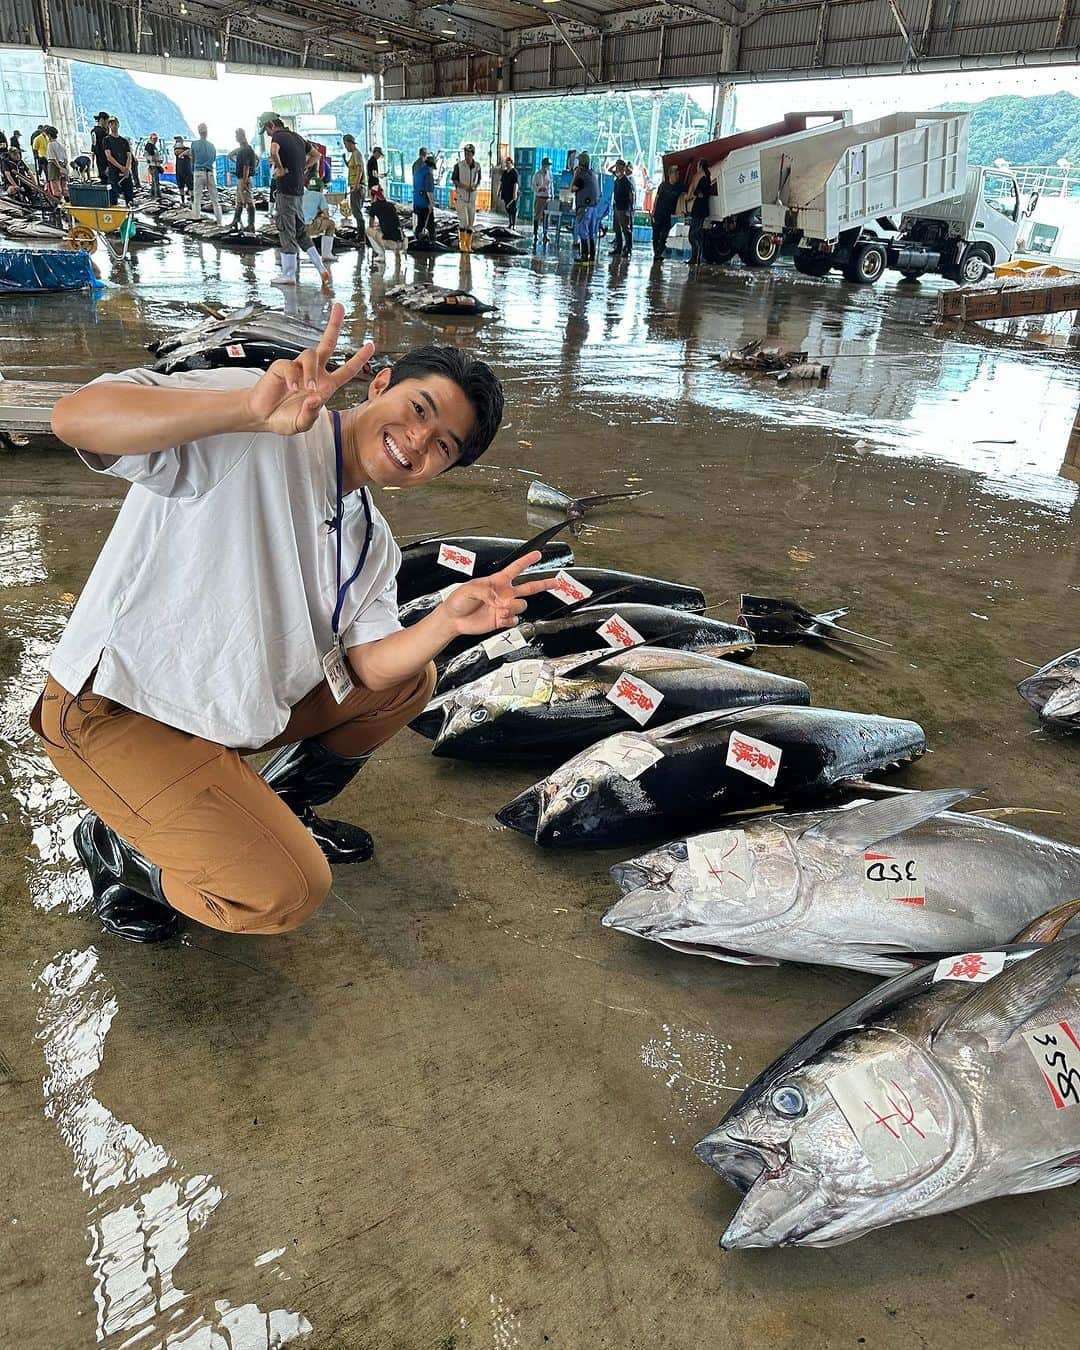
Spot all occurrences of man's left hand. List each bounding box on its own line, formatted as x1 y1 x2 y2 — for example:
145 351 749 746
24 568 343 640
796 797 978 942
441 550 557 636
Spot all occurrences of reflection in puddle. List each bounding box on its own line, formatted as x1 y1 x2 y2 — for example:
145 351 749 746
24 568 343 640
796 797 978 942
640 1023 745 1146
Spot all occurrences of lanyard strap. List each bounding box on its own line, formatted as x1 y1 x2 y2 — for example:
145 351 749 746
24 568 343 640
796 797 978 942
331 410 374 641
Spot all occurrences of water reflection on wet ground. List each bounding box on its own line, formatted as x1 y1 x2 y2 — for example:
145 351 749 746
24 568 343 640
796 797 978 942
1 234 1079 1348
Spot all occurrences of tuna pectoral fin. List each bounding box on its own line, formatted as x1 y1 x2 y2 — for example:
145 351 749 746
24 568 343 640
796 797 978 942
653 937 779 965
933 934 1080 1052
490 517 574 572
1012 897 1080 944
800 788 979 850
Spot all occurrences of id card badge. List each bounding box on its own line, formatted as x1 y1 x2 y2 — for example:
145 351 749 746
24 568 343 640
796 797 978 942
322 640 354 705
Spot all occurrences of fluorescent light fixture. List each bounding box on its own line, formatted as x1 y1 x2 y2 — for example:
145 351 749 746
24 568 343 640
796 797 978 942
178 1 188 12
441 26 457 33
375 35 390 43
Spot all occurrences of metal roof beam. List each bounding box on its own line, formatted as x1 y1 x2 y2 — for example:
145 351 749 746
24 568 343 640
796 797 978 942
133 0 391 65
339 0 510 52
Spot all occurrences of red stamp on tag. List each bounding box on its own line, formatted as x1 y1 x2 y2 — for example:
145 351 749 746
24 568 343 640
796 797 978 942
437 543 477 576
551 570 593 604
606 673 663 726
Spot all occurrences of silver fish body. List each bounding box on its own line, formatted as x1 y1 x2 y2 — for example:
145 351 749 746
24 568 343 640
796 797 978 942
605 790 1080 975
1018 648 1080 730
696 936 1080 1247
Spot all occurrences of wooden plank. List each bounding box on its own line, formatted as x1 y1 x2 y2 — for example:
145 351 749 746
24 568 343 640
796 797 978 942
939 280 1080 322
0 380 80 434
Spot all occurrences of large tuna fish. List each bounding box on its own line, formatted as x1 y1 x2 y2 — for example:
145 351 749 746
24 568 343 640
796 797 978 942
1018 648 1080 731
416 648 809 759
696 931 1080 1248
396 529 574 605
436 604 755 696
496 706 925 848
605 788 1080 975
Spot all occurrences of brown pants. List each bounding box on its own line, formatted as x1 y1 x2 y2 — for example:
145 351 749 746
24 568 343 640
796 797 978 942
31 664 436 936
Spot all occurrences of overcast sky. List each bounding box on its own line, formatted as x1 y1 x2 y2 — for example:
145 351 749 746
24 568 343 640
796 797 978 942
131 64 1072 143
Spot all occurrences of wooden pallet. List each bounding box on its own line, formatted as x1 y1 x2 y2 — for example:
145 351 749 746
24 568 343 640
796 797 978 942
0 379 80 436
938 277 1080 322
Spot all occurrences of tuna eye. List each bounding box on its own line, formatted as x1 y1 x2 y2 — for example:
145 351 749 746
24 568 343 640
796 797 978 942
570 780 591 800
469 707 489 724
770 1085 806 1118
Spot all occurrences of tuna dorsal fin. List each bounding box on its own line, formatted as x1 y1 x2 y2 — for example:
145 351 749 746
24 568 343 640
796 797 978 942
933 935 1080 1051
800 788 979 850
490 518 574 573
1012 898 1080 945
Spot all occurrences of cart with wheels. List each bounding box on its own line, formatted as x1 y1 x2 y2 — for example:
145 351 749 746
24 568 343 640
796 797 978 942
63 182 134 260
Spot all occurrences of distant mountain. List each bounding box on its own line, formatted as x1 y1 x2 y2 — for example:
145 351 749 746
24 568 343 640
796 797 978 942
319 86 373 134
936 90 1080 166
69 61 192 144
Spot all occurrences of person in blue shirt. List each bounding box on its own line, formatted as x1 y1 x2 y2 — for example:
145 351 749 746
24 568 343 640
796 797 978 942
412 153 435 242
192 123 222 224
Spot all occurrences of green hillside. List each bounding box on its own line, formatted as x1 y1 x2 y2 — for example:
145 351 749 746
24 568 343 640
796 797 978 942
937 90 1080 165
69 61 192 144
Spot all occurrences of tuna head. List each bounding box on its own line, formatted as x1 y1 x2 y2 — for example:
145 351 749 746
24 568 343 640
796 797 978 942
496 742 650 847
605 821 805 963
430 660 557 759
696 1026 968 1248
1018 649 1080 725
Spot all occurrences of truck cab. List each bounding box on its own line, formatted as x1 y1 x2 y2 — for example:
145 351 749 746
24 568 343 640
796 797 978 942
897 166 1020 282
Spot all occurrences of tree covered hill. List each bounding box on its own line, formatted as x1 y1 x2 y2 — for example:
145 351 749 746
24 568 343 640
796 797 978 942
937 90 1080 165
70 61 192 143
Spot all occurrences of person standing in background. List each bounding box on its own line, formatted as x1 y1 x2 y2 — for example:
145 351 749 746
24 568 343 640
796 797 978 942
90 113 110 183
424 154 439 242
32 123 51 182
104 118 134 206
412 150 435 242
10 129 22 155
342 133 365 238
44 126 69 202
366 146 383 194
173 136 193 206
144 132 163 199
262 115 332 291
611 159 636 258
687 158 714 266
651 164 682 262
570 151 600 264
229 128 259 231
192 123 223 223
499 156 519 229
531 156 553 250
451 143 480 252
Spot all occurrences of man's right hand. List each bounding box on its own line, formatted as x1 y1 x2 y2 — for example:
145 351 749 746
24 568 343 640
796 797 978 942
242 304 374 436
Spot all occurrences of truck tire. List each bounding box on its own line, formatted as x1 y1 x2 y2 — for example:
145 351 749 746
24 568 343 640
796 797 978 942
842 241 887 284
958 246 992 285
738 228 779 268
702 230 735 265
793 252 832 278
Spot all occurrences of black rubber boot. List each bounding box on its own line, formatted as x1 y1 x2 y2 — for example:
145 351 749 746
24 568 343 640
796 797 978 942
260 738 373 864
73 812 180 944
247 206 255 231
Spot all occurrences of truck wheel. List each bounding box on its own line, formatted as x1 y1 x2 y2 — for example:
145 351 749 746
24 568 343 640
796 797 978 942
842 242 887 284
793 252 832 278
958 246 992 285
702 232 735 265
738 228 779 268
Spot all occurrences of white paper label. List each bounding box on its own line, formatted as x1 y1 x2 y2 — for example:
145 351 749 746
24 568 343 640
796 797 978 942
550 569 593 605
590 732 664 781
435 582 462 603
488 659 548 701
226 342 245 358
437 542 477 576
606 673 664 726
827 1051 949 1182
1023 1020 1080 1110
863 851 925 906
598 613 645 649
688 831 756 902
725 731 782 786
933 951 1007 984
481 627 529 659
321 644 354 705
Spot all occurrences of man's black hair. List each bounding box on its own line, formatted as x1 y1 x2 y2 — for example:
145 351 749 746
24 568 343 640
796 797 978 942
385 346 503 468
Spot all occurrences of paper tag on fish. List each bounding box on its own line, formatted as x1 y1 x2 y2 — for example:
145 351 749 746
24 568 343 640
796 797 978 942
863 852 924 906
226 342 245 358
827 1049 949 1182
1023 1020 1080 1109
437 542 477 576
688 831 756 902
598 613 645 649
606 673 664 726
488 659 549 701
435 582 462 603
933 951 1007 983
550 570 593 605
590 732 663 780
481 627 529 659
725 731 781 786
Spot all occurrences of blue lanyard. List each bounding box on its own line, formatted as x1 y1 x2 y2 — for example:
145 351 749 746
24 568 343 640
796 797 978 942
331 410 374 642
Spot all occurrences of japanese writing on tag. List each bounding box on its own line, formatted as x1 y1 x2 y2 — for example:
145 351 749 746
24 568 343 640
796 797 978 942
590 733 664 781
488 659 548 701
1023 1020 1080 1109
827 1050 949 1182
933 951 1007 983
437 543 477 576
226 343 246 358
481 628 529 659
725 731 781 786
606 673 663 726
597 613 645 649
864 852 924 905
551 570 593 605
688 831 756 902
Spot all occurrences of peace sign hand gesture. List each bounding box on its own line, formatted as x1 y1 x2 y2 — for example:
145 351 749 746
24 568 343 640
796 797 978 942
441 551 558 637
243 303 373 436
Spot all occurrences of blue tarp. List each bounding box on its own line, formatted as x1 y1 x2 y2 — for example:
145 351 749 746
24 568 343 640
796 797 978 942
0 249 103 293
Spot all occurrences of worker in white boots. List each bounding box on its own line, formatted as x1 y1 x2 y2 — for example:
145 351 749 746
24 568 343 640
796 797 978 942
263 115 332 291
451 142 481 253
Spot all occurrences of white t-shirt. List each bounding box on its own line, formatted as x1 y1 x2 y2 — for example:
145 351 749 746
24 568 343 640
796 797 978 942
49 367 402 748
453 159 481 195
531 169 553 197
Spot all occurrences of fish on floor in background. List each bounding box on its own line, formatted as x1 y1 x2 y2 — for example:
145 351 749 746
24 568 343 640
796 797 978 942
415 647 810 758
396 522 574 605
1018 648 1080 731
605 788 1080 975
738 594 890 651
695 931 1080 1248
436 604 755 695
496 705 925 848
147 304 379 376
525 480 652 518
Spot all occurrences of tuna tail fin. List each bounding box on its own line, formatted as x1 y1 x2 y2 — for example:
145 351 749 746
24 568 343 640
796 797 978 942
800 788 979 850
933 934 1080 1051
1012 898 1080 945
489 518 575 573
738 594 891 649
526 480 651 518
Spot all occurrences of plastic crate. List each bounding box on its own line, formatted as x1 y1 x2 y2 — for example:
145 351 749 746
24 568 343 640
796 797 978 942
69 182 112 207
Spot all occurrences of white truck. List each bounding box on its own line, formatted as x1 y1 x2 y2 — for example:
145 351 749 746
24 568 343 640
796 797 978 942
759 111 1021 284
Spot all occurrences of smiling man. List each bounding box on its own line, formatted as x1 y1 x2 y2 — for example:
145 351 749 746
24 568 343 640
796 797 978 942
34 306 550 944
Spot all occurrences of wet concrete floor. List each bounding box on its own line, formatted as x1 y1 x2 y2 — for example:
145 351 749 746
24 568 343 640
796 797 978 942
1 234 1079 1349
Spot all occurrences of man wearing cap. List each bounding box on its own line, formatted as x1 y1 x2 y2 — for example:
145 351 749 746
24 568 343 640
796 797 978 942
144 132 163 199
451 143 481 252
531 156 553 249
192 123 223 224
342 132 366 240
263 115 331 290
90 112 110 183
